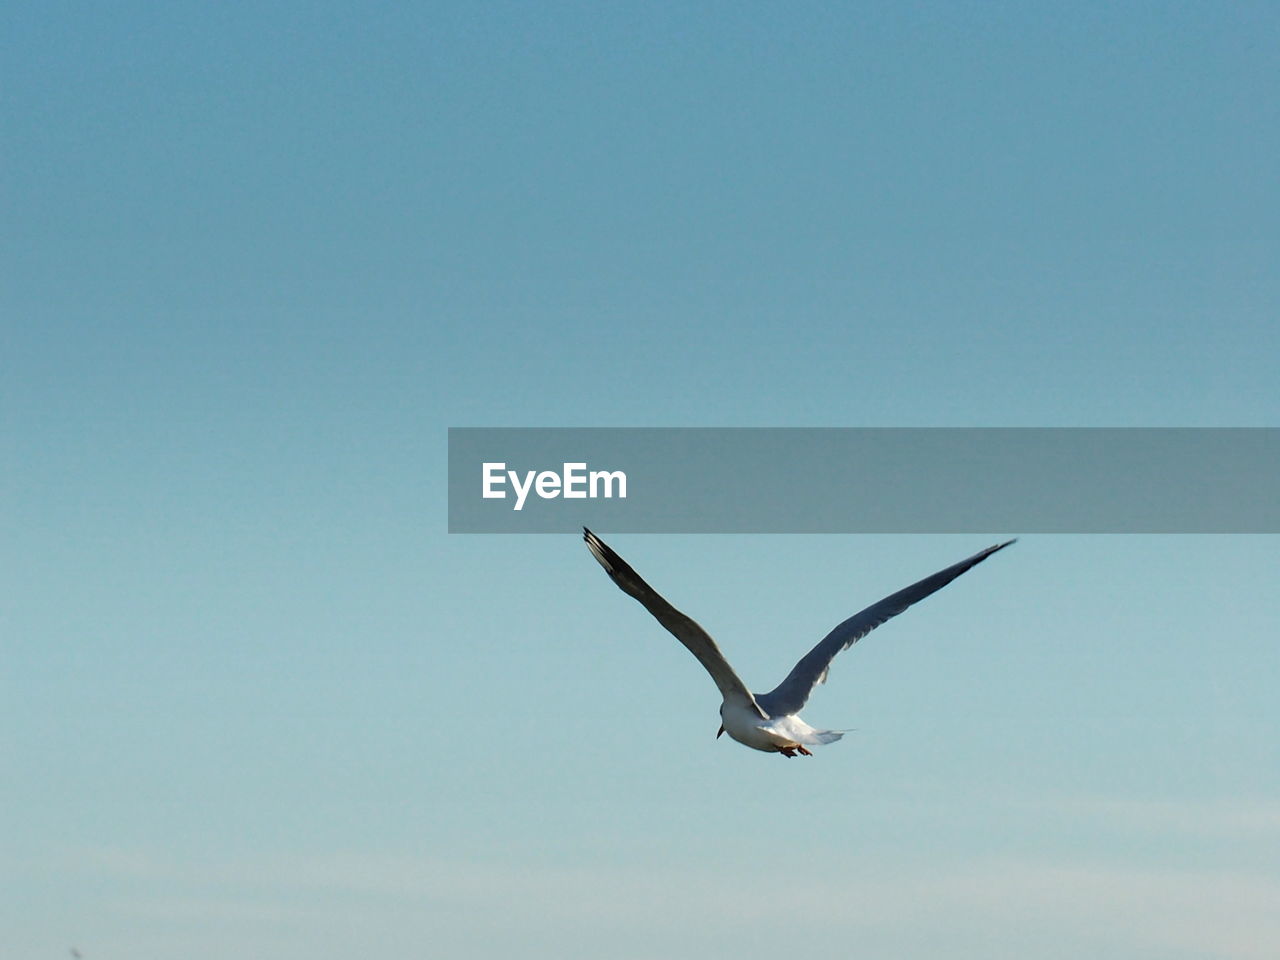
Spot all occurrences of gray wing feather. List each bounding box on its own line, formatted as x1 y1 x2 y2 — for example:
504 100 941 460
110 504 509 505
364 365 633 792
583 529 767 718
754 540 1016 718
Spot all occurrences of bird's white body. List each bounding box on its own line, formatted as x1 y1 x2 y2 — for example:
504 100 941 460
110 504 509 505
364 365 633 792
719 700 843 753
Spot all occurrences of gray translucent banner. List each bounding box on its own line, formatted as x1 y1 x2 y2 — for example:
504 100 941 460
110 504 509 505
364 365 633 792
447 428 1279 533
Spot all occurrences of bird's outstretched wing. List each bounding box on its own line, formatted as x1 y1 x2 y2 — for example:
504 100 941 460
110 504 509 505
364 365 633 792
754 540 1016 718
583 528 767 719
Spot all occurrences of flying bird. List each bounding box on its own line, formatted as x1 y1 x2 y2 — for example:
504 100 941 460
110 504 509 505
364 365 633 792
583 529 1014 758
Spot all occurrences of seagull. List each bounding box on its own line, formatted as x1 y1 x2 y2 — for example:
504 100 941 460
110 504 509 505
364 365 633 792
583 529 1014 758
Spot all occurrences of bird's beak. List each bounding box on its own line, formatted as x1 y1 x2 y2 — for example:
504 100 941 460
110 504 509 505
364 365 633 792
716 724 725 739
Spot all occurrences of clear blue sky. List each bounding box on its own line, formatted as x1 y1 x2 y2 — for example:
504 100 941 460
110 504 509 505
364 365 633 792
5 3 1279 958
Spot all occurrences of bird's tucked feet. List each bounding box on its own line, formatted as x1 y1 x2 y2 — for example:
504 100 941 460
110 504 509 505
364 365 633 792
796 745 813 756
778 745 812 758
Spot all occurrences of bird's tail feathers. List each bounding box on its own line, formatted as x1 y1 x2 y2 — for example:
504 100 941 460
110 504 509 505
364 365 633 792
794 728 844 745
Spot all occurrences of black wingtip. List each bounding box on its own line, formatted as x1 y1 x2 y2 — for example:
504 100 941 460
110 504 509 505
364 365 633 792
981 538 1017 560
582 527 617 575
